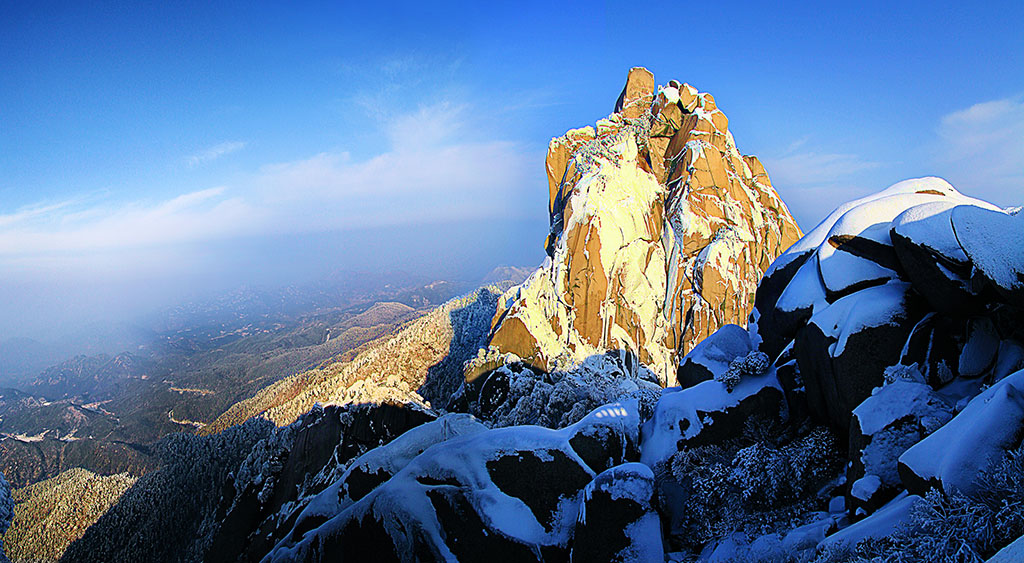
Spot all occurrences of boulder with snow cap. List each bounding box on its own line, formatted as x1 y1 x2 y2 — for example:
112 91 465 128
794 281 923 431
846 381 953 515
898 368 1024 496
570 462 663 563
816 492 921 555
951 205 1024 309
206 403 436 563
639 372 784 468
263 400 642 562
676 324 753 389
338 413 488 506
890 201 985 315
461 352 661 429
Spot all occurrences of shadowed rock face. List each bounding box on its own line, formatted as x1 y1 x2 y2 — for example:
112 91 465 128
486 67 802 386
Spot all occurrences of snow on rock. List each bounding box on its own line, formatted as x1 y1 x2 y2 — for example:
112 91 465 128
890 202 983 315
639 371 784 468
205 403 437 563
988 532 1024 563
0 470 11 563
263 400 642 562
458 351 662 430
676 324 752 389
817 492 920 554
336 413 487 506
847 381 953 514
752 178 1022 431
485 67 801 387
899 368 1024 496
794 281 921 431
700 512 840 563
952 205 1024 308
571 462 663 563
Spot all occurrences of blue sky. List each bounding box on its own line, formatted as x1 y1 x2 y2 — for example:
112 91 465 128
1 0 1023 340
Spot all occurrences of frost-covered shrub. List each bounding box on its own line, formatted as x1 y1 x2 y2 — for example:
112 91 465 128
883 363 926 385
464 352 661 429
662 425 842 553
819 446 1024 563
716 350 770 392
61 418 273 563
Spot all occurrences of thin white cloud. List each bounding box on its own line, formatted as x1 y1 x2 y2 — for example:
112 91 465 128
0 102 540 260
186 141 247 168
935 96 1024 204
762 151 880 187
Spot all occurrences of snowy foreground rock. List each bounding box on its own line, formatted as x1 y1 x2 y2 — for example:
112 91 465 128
58 70 1024 563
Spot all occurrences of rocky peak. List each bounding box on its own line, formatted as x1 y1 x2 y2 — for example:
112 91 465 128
483 67 802 386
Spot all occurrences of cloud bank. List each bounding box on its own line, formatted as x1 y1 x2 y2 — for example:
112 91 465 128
0 103 539 263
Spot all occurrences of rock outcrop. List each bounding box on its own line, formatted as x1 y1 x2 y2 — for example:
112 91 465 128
484 67 802 386
751 177 1015 430
263 400 644 562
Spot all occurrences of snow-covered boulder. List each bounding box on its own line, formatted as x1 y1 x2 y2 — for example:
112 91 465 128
337 413 487 506
890 202 984 315
899 368 1024 496
264 400 642 561
640 372 784 468
459 352 661 429
485 67 802 387
794 281 922 431
989 533 1024 563
951 205 1024 309
750 177 1021 432
676 324 753 389
816 492 920 555
570 462 662 563
847 381 953 514
206 403 436 563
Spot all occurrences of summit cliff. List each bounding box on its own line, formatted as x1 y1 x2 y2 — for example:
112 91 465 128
484 67 802 386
